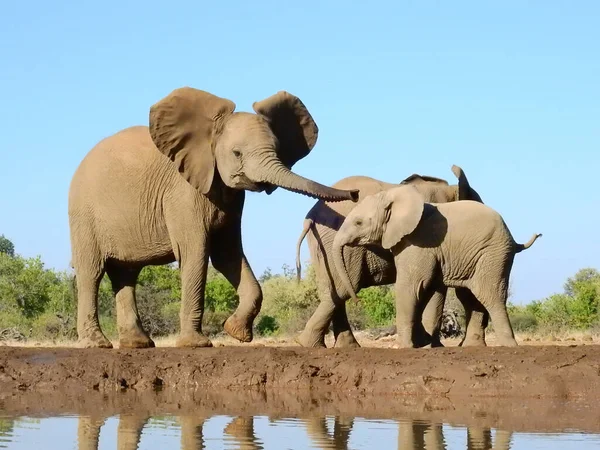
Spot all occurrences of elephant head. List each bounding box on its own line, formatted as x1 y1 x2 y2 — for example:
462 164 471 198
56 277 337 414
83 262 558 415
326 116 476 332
400 165 483 203
149 87 359 202
333 184 425 301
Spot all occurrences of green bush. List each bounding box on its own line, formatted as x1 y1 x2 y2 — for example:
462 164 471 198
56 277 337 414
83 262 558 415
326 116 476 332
358 286 395 327
255 315 278 336
0 235 598 344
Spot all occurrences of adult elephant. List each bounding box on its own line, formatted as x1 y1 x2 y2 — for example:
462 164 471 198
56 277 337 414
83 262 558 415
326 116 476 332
295 166 485 348
69 87 358 349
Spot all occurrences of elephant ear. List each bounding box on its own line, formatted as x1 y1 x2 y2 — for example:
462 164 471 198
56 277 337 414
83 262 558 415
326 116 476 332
149 87 236 194
381 185 425 250
252 91 318 169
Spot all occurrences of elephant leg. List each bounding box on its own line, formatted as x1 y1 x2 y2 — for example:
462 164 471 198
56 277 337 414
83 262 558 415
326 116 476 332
297 297 334 348
179 416 206 450
466 427 492 450
455 288 488 347
77 416 106 450
332 302 360 348
106 265 154 349
421 287 447 347
394 281 419 348
74 259 112 349
211 225 262 343
297 257 340 348
117 415 148 450
176 242 212 348
470 282 517 347
394 265 437 348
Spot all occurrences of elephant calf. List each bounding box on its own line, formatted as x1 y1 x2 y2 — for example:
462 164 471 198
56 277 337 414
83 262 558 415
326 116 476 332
333 184 541 348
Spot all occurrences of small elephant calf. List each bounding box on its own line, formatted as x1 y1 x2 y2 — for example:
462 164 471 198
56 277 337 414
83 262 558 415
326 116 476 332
332 184 541 348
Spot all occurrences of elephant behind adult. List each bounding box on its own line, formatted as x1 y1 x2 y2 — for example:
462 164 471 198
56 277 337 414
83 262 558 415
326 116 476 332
69 87 358 349
333 185 541 348
295 165 486 349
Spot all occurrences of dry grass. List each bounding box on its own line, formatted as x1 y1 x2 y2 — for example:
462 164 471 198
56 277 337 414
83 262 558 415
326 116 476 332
2 329 599 349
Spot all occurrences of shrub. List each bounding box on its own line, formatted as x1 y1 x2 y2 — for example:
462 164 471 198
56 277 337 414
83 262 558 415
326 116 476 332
255 315 278 336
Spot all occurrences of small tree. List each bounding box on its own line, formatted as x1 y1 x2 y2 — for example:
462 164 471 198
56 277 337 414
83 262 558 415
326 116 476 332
0 235 15 257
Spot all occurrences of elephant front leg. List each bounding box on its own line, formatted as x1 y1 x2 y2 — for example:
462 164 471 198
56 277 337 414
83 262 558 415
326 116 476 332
211 226 262 343
176 245 213 348
394 287 418 348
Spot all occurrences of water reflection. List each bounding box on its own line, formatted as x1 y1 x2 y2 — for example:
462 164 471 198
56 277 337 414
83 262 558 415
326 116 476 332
2 413 597 449
70 414 517 450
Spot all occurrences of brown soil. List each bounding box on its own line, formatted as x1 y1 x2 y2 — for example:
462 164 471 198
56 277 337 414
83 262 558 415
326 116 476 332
1 345 599 432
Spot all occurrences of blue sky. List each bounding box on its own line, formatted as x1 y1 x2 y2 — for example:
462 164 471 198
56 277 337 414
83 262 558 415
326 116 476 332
0 1 598 304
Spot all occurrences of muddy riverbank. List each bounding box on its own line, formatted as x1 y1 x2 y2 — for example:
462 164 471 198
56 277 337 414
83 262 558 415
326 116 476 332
1 345 599 431
1 345 599 398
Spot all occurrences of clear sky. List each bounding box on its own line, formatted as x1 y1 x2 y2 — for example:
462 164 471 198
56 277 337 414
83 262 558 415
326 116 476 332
0 1 598 305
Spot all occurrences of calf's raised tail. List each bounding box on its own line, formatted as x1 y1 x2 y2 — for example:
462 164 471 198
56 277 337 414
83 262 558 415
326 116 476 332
515 233 542 253
295 218 314 282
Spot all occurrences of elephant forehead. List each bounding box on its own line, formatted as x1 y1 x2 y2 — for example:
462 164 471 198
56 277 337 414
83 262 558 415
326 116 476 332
223 113 275 142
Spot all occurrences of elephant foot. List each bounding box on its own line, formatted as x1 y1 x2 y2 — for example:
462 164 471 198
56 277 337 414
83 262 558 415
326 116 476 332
459 336 487 347
333 331 361 348
77 330 113 349
176 331 213 348
295 330 327 348
495 336 518 347
119 331 155 349
430 339 445 348
223 315 253 343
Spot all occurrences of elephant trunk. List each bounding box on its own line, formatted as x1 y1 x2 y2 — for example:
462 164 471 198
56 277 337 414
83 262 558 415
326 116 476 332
332 235 360 302
255 160 359 203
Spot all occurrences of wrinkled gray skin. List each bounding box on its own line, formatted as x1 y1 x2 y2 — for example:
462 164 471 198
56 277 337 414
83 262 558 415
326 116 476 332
69 87 358 349
333 184 541 348
295 165 485 348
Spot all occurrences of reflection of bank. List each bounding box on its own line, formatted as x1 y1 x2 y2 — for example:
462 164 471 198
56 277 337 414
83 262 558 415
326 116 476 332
75 414 514 449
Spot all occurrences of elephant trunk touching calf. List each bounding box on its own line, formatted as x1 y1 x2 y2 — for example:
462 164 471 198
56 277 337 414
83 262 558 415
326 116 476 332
69 87 358 349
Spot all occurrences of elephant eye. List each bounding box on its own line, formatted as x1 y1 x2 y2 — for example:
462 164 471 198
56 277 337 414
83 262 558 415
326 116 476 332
232 149 241 158
355 219 363 226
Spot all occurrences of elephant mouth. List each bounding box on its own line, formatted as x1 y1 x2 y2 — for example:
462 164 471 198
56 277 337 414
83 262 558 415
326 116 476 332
248 182 275 194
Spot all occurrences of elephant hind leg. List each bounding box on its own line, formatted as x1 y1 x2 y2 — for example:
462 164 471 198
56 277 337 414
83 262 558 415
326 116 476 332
106 265 154 349
469 281 517 347
420 287 447 348
332 302 360 348
73 252 112 348
455 288 488 347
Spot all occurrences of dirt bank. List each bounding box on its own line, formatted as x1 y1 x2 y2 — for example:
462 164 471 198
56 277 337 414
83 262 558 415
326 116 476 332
1 345 599 398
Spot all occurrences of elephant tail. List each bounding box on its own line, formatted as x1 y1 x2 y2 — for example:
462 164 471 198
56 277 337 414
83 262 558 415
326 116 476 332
296 218 313 282
515 233 542 253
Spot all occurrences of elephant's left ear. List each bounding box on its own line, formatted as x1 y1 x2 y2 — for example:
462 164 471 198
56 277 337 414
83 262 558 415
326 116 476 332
253 91 318 169
381 186 425 250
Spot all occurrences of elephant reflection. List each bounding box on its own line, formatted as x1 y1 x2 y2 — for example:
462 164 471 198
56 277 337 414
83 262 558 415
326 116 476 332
302 416 354 449
223 416 262 449
77 414 514 449
397 421 514 450
77 414 206 450
77 414 258 450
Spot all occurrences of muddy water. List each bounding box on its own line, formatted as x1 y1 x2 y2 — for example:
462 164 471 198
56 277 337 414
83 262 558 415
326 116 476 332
1 414 600 449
